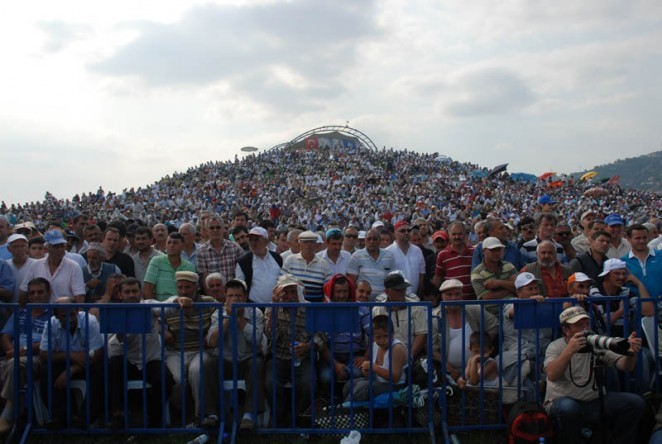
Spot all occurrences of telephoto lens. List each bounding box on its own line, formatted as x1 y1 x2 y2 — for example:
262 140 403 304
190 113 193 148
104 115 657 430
583 331 631 355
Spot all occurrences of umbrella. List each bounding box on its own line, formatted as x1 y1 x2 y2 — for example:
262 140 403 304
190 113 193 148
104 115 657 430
584 187 609 197
538 172 556 181
580 171 598 181
488 163 508 177
240 146 259 152
510 173 538 183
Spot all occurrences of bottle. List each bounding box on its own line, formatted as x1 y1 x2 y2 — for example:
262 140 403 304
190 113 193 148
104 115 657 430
293 341 301 367
538 437 545 444
186 434 209 444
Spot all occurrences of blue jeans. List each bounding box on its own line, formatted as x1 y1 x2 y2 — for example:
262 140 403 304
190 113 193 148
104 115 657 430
549 392 645 444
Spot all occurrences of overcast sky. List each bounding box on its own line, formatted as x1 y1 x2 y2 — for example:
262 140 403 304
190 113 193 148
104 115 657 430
2 0 661 205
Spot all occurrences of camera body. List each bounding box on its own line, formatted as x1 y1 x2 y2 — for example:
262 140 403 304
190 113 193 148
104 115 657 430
580 330 631 355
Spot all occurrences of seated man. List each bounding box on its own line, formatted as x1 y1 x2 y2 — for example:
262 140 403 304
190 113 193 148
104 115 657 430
203 278 264 431
106 278 173 429
39 297 104 429
0 278 51 433
82 242 120 302
544 306 645 443
343 315 408 402
158 271 215 424
264 274 325 426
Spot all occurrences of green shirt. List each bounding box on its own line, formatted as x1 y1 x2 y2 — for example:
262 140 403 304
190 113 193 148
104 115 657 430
471 260 517 315
144 255 196 301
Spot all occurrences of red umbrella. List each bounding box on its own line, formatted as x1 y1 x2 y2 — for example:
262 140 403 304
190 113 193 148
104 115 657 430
538 172 556 181
584 187 609 197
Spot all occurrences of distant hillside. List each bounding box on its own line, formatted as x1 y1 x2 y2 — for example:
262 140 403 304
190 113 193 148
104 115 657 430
571 151 661 192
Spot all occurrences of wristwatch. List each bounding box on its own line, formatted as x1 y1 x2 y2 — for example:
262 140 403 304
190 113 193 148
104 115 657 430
88 349 96 358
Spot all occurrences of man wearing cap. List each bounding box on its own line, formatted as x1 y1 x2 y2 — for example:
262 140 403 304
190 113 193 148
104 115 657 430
371 273 428 360
499 272 552 387
317 228 351 275
433 221 476 300
565 272 594 307
235 227 283 304
544 306 645 444
386 220 426 296
347 228 396 300
158 271 216 423
621 224 662 300
521 240 572 298
19 230 85 303
6 234 34 304
569 229 610 282
431 279 498 381
264 274 325 425
197 216 244 293
202 278 264 430
471 218 526 271
571 210 599 254
431 230 448 253
283 230 332 302
520 213 567 265
589 258 653 335
536 194 557 215
471 237 517 316
144 232 196 301
604 213 630 259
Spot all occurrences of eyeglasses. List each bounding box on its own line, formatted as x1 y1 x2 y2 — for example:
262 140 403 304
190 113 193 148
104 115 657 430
555 231 572 237
344 234 357 239
208 225 223 231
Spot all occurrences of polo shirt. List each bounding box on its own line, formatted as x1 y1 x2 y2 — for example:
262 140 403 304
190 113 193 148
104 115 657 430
316 249 352 276
471 260 517 314
386 242 426 293
622 249 662 298
606 237 630 259
19 257 85 301
132 248 164 283
143 255 196 301
347 248 396 299
435 245 475 300
283 253 332 302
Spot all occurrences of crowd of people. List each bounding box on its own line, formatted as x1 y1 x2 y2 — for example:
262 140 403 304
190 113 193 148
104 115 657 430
0 143 661 442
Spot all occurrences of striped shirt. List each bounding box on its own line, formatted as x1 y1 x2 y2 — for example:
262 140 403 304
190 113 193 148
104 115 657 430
520 238 567 264
346 248 396 299
435 245 475 299
143 255 196 302
161 296 216 352
283 253 332 302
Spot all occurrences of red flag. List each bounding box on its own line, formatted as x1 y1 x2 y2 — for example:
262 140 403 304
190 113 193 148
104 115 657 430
304 136 318 150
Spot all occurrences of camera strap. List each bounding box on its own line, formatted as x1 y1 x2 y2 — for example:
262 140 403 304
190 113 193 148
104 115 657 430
569 352 594 389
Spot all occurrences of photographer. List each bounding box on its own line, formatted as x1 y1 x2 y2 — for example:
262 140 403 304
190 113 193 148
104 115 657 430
543 306 645 443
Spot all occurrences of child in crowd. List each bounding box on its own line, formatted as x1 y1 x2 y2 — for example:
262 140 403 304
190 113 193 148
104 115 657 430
343 315 408 402
458 331 498 388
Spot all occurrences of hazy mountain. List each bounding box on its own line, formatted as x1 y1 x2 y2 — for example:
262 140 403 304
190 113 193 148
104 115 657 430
571 151 661 192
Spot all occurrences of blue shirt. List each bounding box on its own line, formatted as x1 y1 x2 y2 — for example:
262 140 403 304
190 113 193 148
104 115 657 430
621 249 662 298
1 309 51 348
40 311 104 353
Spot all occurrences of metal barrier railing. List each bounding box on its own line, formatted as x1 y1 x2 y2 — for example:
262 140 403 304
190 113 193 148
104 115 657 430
2 296 658 444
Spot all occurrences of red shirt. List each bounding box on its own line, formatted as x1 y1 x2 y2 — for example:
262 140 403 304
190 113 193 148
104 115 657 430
435 245 476 300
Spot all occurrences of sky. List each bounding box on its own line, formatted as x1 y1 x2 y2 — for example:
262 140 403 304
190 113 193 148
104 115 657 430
2 0 661 205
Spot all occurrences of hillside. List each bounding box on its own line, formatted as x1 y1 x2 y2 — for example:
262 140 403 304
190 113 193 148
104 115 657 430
571 151 661 192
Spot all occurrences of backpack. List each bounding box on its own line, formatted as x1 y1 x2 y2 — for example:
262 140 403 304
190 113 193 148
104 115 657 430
507 401 553 444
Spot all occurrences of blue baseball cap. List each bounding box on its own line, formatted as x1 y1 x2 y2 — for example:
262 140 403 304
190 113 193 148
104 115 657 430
604 213 624 226
44 230 67 245
537 195 556 205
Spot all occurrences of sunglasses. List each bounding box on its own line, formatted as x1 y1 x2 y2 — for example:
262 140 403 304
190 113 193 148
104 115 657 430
344 234 357 239
521 225 534 231
208 225 223 231
555 231 572 237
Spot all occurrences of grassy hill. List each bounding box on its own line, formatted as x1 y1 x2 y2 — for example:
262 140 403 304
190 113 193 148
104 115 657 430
571 150 661 192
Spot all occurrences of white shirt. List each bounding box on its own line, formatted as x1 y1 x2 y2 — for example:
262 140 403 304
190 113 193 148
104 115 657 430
20 257 86 301
385 242 426 292
8 258 35 303
235 252 282 304
316 249 351 276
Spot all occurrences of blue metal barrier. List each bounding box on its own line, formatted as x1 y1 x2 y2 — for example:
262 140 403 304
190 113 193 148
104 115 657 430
6 296 658 444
